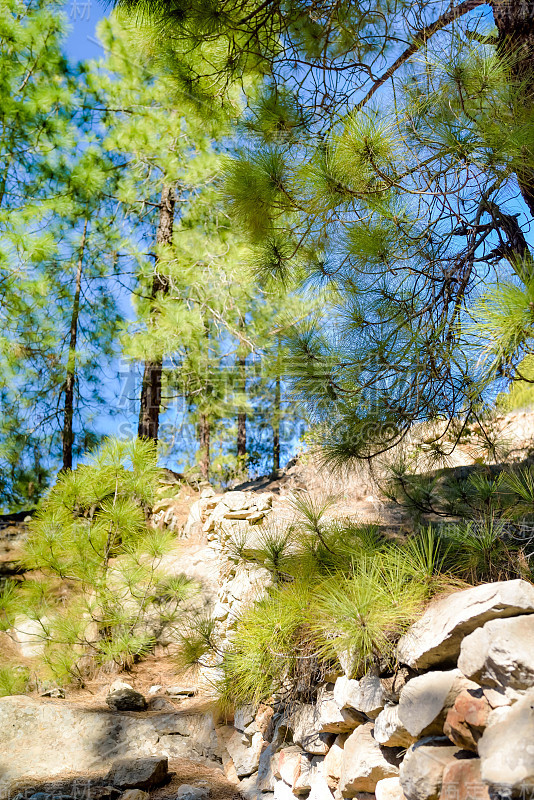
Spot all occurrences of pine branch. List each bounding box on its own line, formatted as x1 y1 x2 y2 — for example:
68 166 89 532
356 0 487 110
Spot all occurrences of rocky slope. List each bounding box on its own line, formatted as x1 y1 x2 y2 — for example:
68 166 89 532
5 413 534 800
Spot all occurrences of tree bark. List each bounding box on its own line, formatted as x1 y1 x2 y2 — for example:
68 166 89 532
138 184 175 442
491 0 534 217
236 345 247 463
272 338 281 477
199 412 210 480
62 218 88 471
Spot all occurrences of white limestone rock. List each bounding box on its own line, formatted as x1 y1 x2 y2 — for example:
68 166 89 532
374 705 416 748
397 580 534 670
458 615 534 691
338 723 399 795
397 669 477 738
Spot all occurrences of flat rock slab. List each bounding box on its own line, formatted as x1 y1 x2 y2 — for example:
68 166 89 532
397 580 534 670
0 696 218 797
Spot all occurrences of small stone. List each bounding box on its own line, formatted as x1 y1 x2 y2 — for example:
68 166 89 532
438 760 489 800
166 685 196 697
176 784 210 800
148 696 176 712
443 689 490 752
40 687 65 699
106 684 148 712
119 791 150 800
375 777 406 800
148 685 163 695
108 757 168 790
222 491 250 511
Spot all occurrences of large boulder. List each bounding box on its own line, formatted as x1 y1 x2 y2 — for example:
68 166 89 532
478 689 534 791
338 723 399 795
398 670 476 738
458 615 534 691
397 580 534 670
399 739 465 800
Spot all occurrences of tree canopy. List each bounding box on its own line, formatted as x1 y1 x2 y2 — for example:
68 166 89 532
110 0 534 465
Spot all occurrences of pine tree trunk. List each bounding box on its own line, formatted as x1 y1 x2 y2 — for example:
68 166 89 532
272 372 281 478
62 218 88 471
199 413 210 479
138 184 175 442
491 1 534 217
237 352 247 462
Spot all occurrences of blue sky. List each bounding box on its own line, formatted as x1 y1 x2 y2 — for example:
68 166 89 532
63 0 107 62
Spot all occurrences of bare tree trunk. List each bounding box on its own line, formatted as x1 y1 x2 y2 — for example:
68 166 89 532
138 184 175 442
62 219 88 471
237 349 247 463
272 339 282 477
199 412 211 480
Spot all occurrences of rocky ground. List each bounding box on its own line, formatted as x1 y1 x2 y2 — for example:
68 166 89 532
4 409 534 800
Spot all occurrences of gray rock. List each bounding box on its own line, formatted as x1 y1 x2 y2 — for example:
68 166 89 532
148 697 176 712
0 695 217 796
235 705 257 732
288 705 336 754
374 705 415 748
108 758 168 790
338 723 399 795
106 681 147 712
458 615 534 691
315 686 363 732
333 676 384 719
119 790 150 800
397 580 534 670
227 730 266 777
257 743 278 792
175 784 210 800
398 670 476 738
478 688 534 791
399 739 463 800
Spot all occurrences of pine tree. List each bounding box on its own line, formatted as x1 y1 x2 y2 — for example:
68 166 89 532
113 0 534 465
0 438 193 683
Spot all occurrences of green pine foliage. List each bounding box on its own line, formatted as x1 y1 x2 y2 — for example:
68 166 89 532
0 438 196 685
175 495 468 706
